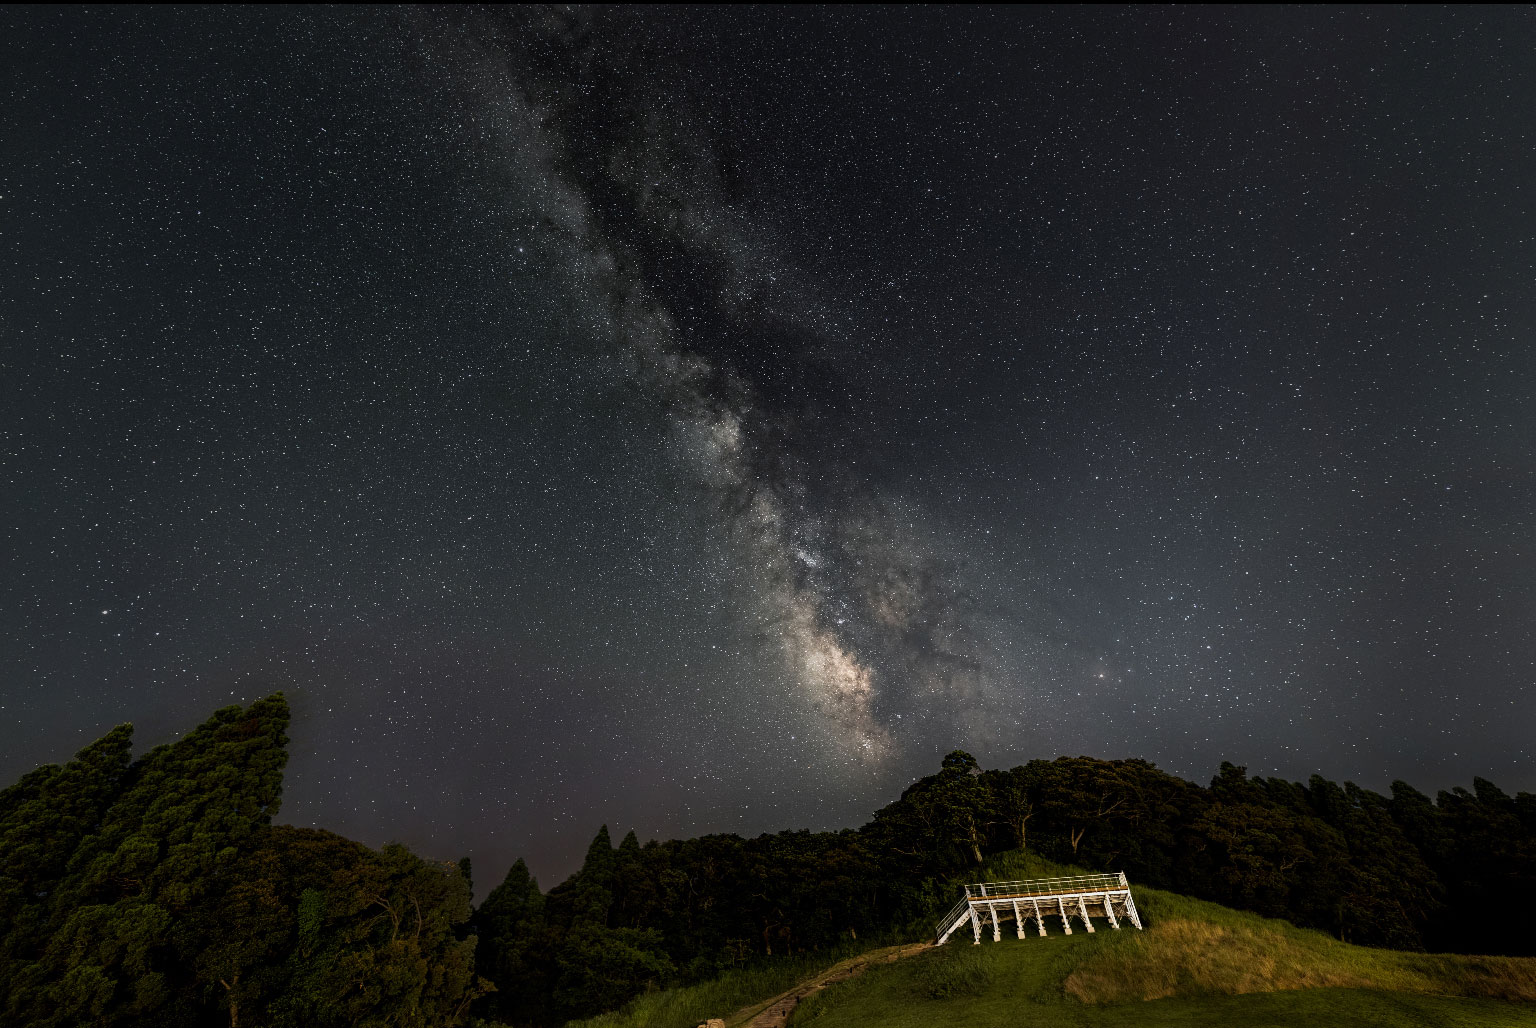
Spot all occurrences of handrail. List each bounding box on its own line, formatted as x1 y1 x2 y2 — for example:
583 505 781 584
935 895 972 942
963 873 1123 899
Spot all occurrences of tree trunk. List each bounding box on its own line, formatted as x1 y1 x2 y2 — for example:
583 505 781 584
762 921 779 956
1070 826 1086 854
219 975 238 1028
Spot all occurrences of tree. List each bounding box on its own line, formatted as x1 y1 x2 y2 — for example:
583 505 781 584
867 751 991 874
562 825 616 924
0 722 133 1011
1034 757 1135 857
1426 779 1536 955
985 764 1041 852
552 922 673 1018
178 850 290 1028
1191 801 1315 918
264 830 488 1028
1309 779 1439 949
933 751 991 865
472 858 548 1025
537 826 676 1021
6 695 289 1028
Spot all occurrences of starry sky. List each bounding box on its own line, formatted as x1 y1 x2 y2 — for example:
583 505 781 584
3 6 1533 891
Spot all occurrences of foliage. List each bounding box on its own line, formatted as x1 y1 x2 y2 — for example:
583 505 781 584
0 695 488 1028
471 858 548 1025
0 721 134 1010
6 706 1536 1028
468 750 1536 1024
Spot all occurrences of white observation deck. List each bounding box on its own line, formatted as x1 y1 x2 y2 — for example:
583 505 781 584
935 872 1143 945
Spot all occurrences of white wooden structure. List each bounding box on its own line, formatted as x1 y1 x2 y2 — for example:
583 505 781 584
934 872 1142 945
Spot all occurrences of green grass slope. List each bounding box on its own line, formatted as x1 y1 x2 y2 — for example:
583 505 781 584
790 850 1536 1028
566 937 897 1028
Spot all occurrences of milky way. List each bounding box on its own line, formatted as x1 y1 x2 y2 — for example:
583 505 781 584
3 6 1532 887
425 7 990 764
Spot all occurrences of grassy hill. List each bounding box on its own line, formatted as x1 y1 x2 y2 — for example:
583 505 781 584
573 848 1536 1028
566 940 887 1028
790 850 1536 1028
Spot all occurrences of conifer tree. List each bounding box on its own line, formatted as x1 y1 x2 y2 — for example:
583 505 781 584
571 824 616 923
543 825 675 1020
473 857 548 1025
6 695 289 1027
613 828 660 929
0 723 133 1011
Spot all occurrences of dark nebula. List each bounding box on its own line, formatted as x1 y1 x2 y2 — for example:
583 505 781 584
3 6 1532 889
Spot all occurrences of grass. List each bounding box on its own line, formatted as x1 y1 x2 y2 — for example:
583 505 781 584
1063 889 1536 1005
791 934 1536 1028
786 849 1536 1027
564 936 897 1028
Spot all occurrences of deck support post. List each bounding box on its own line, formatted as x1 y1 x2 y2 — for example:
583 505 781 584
1057 896 1072 934
1103 893 1119 930
1078 894 1095 932
1012 899 1024 939
969 904 982 944
1032 898 1046 936
989 903 1000 942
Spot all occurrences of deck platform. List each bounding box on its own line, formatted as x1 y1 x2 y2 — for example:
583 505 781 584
935 872 1142 945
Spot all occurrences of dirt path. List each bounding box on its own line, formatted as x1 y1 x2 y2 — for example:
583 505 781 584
719 942 931 1028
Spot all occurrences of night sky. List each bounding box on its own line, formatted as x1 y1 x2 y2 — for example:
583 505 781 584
4 6 1533 892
